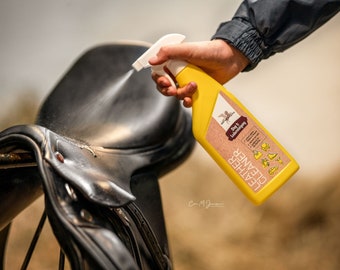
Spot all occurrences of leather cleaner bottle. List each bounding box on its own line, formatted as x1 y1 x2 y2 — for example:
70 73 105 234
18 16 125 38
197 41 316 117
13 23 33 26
132 34 299 205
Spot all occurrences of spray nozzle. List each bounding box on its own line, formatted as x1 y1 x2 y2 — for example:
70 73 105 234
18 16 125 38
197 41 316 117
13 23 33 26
132 33 186 88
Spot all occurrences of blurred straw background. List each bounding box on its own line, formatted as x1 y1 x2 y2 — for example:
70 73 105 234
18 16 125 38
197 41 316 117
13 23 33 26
1 0 340 269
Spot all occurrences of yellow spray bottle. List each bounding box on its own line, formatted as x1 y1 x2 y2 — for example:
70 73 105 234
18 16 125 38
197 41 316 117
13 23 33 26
132 34 299 205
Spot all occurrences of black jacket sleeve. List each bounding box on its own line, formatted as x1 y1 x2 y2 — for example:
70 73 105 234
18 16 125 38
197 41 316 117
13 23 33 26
212 0 340 71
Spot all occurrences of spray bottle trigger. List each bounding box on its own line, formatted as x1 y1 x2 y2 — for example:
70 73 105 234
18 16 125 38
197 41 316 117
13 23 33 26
151 64 177 89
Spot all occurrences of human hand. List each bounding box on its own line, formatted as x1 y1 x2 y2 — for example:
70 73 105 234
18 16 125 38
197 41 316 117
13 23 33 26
148 39 249 108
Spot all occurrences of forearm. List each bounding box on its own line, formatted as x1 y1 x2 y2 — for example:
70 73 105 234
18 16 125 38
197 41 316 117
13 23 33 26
212 0 340 70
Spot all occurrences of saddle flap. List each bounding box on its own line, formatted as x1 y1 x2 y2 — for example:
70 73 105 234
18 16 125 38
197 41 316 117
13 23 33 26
0 125 136 207
44 128 136 206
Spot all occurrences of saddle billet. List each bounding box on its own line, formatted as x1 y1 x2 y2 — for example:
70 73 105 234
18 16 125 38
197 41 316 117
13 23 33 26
0 43 195 269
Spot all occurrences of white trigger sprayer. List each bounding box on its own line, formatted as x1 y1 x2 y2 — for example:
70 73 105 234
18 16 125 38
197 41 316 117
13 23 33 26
132 33 186 88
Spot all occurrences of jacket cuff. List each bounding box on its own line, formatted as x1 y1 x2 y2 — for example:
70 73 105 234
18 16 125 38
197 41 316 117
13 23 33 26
211 19 264 71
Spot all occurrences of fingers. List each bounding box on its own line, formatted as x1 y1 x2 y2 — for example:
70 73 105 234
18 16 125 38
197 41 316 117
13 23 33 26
183 97 193 108
152 72 175 96
152 72 197 107
176 81 197 100
149 42 198 108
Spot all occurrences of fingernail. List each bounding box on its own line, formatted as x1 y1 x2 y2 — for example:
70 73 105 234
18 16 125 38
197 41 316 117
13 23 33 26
188 82 197 92
189 81 197 87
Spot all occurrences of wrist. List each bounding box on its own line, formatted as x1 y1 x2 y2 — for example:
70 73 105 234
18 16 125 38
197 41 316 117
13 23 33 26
222 40 250 73
212 39 250 79
212 19 264 71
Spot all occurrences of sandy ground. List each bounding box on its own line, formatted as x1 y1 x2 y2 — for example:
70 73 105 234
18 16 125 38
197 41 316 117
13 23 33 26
161 149 340 270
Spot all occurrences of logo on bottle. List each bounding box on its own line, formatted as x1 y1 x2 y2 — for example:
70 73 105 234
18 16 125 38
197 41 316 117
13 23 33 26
213 94 248 141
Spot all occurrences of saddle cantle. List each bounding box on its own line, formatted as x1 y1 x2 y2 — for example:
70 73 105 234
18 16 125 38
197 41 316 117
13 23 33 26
0 43 195 269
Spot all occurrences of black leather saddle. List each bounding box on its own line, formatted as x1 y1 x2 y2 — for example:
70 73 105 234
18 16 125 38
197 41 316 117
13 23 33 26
0 43 195 269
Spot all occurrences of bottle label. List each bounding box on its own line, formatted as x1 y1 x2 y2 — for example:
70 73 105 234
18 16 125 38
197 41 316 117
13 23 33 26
206 91 291 193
